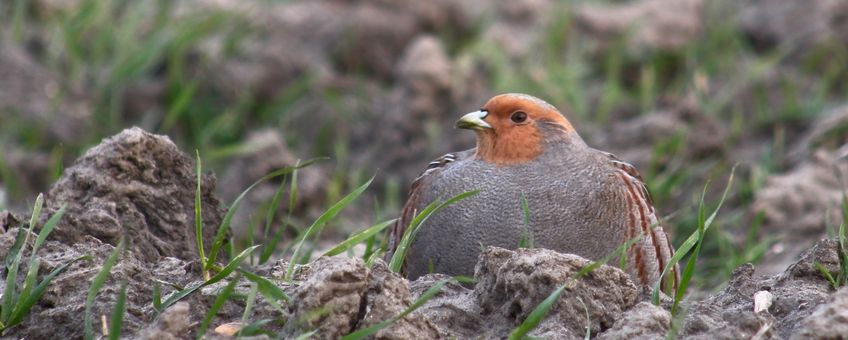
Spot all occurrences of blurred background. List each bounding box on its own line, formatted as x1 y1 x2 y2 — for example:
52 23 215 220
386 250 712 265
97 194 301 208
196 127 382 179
1 0 846 290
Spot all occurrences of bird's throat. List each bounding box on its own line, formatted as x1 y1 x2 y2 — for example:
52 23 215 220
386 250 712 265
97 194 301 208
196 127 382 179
474 130 544 165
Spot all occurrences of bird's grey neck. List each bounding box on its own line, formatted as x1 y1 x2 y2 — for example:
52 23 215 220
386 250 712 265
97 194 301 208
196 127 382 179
538 120 584 146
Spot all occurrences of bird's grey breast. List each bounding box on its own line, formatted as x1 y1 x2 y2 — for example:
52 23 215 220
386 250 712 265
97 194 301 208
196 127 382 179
407 149 619 279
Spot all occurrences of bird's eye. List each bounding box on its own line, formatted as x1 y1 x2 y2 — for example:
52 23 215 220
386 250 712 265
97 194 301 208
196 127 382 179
510 111 527 123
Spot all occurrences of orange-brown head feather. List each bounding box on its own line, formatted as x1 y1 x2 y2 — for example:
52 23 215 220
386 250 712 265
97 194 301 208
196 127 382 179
462 93 575 165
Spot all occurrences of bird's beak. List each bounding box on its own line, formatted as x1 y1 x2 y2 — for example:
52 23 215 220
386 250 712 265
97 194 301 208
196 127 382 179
456 110 492 130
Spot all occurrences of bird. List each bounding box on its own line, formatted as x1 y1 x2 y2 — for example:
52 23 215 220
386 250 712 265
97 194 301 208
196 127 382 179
385 93 678 291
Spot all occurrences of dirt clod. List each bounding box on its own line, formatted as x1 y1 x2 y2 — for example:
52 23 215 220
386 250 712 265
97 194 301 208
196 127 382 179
410 247 639 339
43 127 223 263
791 287 848 339
596 302 671 340
282 256 369 339
680 239 839 339
137 302 192 340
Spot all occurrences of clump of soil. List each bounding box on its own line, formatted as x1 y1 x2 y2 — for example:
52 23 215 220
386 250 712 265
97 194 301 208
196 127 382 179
42 127 223 262
412 247 641 338
679 239 843 338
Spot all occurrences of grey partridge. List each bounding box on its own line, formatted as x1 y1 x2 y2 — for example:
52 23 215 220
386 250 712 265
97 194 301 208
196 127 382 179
386 93 679 290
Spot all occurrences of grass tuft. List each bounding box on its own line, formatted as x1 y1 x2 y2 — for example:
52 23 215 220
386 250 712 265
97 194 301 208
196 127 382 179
158 245 259 313
191 157 321 280
652 167 736 312
285 176 375 281
322 219 396 258
1 195 82 334
818 187 848 289
197 273 241 339
237 282 259 337
195 151 209 280
84 237 126 340
107 281 128 340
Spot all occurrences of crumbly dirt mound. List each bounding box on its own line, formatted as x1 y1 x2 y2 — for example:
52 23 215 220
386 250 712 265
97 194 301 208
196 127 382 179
791 286 848 339
281 258 442 339
411 247 639 339
596 301 671 340
0 227 192 338
136 301 193 340
282 256 370 338
680 239 841 339
42 127 223 262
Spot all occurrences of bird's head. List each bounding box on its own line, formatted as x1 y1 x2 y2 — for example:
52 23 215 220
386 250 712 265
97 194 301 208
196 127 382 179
456 93 576 165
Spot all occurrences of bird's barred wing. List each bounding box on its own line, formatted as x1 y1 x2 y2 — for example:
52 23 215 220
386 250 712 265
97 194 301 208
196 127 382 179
603 151 679 293
385 151 468 273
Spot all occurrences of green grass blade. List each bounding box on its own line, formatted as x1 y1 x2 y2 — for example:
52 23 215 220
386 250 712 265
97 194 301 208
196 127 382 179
672 184 709 314
341 279 447 340
578 297 591 340
194 151 208 280
815 262 837 290
652 167 736 305
12 205 67 317
240 269 290 304
237 282 259 337
2 194 43 323
322 219 396 257
108 281 128 340
260 175 289 261
508 284 567 340
29 206 65 264
3 225 27 269
389 191 480 272
197 273 241 340
159 245 259 311
575 234 643 280
85 237 125 340
5 194 42 268
152 282 163 312
519 193 534 249
207 159 322 272
10 258 39 321
1 246 20 325
261 162 303 264
260 227 287 266
27 194 44 237
285 176 375 281
238 319 274 337
294 330 318 340
288 160 300 221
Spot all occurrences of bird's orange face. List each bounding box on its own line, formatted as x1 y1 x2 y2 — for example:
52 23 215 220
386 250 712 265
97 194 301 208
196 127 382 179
456 93 574 165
